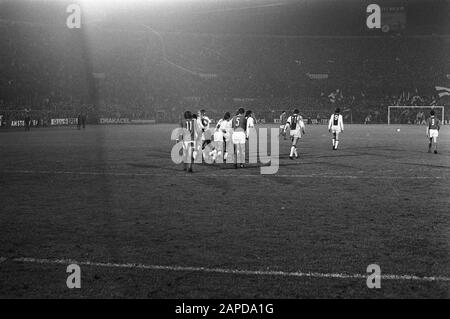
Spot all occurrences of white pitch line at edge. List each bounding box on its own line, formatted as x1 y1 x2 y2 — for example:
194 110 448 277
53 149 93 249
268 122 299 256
4 257 450 283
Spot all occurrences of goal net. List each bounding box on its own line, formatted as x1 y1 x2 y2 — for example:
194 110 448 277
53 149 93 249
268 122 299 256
387 106 445 125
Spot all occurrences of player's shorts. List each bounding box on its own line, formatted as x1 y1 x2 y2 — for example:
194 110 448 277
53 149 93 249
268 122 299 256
290 129 302 139
213 131 224 142
429 129 439 138
246 127 256 138
232 131 246 144
183 140 195 150
330 126 341 134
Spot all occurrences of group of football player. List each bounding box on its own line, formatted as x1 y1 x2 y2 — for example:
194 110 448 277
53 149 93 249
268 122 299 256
177 108 255 172
178 107 440 173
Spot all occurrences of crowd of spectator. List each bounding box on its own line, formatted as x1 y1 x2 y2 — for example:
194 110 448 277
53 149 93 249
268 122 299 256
1 19 449 125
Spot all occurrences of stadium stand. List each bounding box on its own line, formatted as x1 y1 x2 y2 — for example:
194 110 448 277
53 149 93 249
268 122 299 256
0 4 449 125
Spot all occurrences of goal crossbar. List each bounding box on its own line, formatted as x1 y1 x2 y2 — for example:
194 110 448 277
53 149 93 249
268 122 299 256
387 105 444 125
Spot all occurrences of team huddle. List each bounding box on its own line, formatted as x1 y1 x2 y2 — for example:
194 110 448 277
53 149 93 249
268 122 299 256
176 108 255 172
176 108 441 173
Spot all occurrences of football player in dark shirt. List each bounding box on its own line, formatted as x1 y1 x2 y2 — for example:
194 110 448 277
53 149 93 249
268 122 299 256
426 110 440 154
24 108 31 131
77 113 83 130
231 108 247 168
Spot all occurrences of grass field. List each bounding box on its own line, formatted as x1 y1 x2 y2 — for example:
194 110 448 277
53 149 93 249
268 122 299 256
0 123 449 298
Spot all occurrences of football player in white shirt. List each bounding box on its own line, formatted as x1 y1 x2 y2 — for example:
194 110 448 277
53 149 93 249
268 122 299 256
211 112 232 162
328 107 344 150
245 110 255 139
197 109 211 150
283 109 306 159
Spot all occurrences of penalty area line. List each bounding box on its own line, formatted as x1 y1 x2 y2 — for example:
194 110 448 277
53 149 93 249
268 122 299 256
1 170 448 179
4 257 450 283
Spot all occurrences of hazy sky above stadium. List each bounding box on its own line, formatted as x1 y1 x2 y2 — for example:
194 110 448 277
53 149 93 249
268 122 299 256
0 0 448 36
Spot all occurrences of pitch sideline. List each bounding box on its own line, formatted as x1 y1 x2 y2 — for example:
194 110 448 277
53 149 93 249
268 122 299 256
2 256 450 283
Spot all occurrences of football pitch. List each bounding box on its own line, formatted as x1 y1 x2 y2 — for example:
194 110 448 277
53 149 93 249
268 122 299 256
0 123 449 298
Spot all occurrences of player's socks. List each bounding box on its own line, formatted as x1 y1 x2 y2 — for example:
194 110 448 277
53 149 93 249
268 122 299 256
293 147 298 158
290 146 295 157
335 141 339 149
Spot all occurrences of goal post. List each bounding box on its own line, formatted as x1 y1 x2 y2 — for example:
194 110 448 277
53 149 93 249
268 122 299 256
387 105 444 125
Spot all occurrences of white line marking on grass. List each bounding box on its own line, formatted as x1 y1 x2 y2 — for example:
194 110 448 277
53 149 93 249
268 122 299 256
5 257 450 283
1 170 449 180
